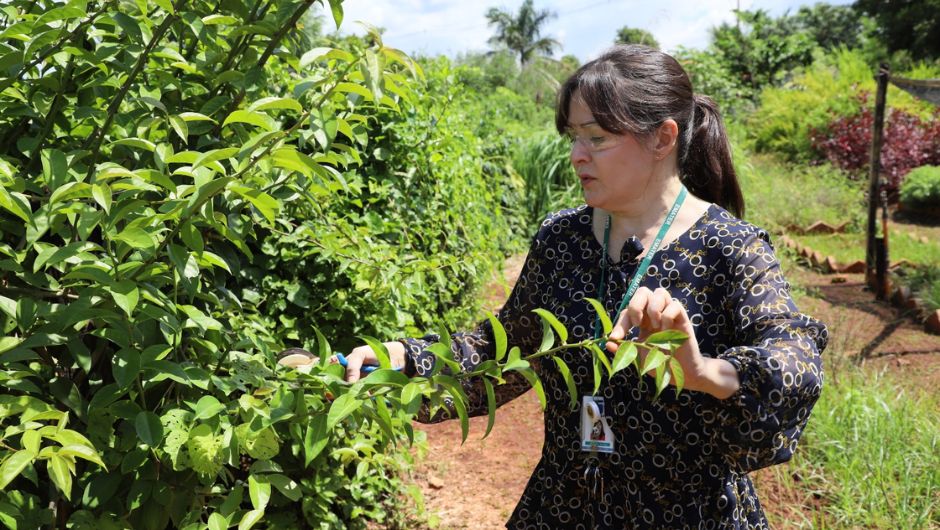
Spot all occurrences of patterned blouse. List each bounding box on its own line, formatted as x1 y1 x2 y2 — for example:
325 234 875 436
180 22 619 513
400 203 828 529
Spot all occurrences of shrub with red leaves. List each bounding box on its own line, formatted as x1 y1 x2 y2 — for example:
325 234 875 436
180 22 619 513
810 93 940 191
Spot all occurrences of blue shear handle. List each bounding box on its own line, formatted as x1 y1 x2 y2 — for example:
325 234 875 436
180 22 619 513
335 353 401 374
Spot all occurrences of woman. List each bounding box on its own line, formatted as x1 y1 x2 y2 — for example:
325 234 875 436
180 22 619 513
340 45 827 529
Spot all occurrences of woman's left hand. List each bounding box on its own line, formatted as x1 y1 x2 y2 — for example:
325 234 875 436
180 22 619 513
604 286 739 398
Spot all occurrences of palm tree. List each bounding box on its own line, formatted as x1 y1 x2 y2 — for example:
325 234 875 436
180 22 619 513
485 0 560 67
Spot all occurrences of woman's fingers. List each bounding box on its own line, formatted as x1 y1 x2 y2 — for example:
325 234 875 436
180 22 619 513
660 298 688 331
344 347 376 383
625 286 652 333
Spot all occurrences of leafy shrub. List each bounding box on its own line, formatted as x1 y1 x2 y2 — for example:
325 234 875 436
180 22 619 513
0 1 531 528
810 97 940 189
899 165 940 210
749 48 939 162
674 46 755 118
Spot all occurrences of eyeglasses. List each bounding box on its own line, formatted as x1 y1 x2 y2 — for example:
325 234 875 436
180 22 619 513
563 129 622 153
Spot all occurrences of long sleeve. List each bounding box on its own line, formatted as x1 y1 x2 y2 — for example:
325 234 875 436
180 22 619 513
398 230 547 423
702 230 828 473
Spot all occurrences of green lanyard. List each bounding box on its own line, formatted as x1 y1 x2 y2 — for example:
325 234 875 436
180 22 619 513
593 186 688 340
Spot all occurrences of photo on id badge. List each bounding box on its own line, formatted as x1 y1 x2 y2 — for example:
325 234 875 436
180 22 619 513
581 395 614 453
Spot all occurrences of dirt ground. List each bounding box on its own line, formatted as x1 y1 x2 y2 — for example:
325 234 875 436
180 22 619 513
407 252 940 530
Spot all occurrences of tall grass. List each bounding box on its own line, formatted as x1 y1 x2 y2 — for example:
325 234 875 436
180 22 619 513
787 364 939 528
733 148 867 233
511 133 582 225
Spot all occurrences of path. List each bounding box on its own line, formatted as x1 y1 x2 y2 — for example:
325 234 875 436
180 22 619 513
407 253 940 529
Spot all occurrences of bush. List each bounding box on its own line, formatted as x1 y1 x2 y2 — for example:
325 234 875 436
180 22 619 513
749 48 939 162
899 165 940 211
810 97 940 189
0 3 522 528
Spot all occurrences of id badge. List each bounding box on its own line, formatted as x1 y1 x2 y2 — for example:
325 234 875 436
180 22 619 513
580 396 615 453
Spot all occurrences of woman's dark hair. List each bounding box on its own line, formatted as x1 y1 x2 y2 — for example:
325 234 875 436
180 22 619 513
555 44 745 217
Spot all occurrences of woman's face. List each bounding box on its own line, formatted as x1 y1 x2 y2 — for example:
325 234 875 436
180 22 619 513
565 92 658 211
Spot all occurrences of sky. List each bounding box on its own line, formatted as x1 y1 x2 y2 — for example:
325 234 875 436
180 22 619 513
316 0 855 62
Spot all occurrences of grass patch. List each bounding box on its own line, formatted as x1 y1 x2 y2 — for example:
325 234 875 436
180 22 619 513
786 364 939 528
796 231 940 268
734 151 866 233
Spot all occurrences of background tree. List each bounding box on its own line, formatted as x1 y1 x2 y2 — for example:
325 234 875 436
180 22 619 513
854 0 940 60
485 0 560 66
710 9 816 92
615 26 659 49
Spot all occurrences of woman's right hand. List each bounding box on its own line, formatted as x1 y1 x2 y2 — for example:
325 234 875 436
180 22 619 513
339 341 407 383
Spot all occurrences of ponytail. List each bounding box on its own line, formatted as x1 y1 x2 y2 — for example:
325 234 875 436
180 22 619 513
681 95 745 217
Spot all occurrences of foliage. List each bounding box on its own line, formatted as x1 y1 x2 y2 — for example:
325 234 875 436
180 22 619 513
0 0 534 527
614 27 659 49
899 165 940 210
893 263 940 312
810 95 940 189
484 0 559 67
735 152 866 234
673 46 754 117
797 231 940 269
709 9 817 93
785 367 939 528
855 0 940 61
510 133 579 228
748 48 939 162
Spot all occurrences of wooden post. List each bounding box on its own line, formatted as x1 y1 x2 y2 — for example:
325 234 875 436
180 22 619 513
866 63 889 292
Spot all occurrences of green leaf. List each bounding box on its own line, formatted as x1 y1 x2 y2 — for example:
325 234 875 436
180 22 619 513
109 280 139 316
169 115 188 141
645 329 689 351
192 148 239 170
611 342 638 376
585 297 613 336
92 183 112 213
271 147 316 177
21 430 41 454
48 453 72 500
592 355 602 396
57 444 106 469
641 348 667 375
485 311 507 362
193 395 225 421
655 362 671 398
503 346 529 372
230 186 279 224
537 318 555 353
109 138 156 152
202 14 238 25
0 187 30 222
482 378 496 439
359 335 391 370
114 227 155 249
0 450 34 489
207 513 229 530
552 357 578 410
588 342 613 377
669 356 685 396
519 369 546 410
134 411 164 447
249 97 302 113
267 474 301 502
223 110 274 131
112 348 141 389
425 343 460 374
532 309 568 343
237 509 264 530
304 415 328 467
248 475 271 510
436 375 469 444
327 0 344 28
360 369 409 387
327 393 361 429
